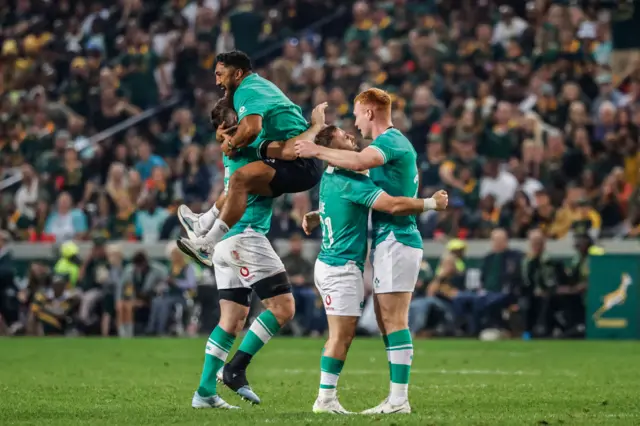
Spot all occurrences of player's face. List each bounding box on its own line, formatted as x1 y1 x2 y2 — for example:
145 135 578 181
215 62 241 96
353 102 373 139
330 128 358 152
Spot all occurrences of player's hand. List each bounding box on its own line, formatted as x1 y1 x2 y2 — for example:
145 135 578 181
294 140 319 159
221 133 237 157
216 124 236 143
433 190 448 211
311 102 328 127
302 211 321 235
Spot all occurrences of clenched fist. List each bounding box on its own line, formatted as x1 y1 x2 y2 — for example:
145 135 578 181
433 189 448 211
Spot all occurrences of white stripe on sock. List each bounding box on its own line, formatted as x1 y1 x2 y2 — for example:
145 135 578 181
389 347 413 366
205 342 229 360
250 319 273 343
320 371 339 388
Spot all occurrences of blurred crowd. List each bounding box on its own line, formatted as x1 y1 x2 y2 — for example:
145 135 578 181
1 0 640 337
0 224 602 339
1 0 639 245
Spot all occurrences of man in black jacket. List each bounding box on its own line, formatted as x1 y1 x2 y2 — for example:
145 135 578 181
452 228 522 335
520 229 564 339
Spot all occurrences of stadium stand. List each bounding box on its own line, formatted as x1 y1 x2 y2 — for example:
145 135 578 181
0 0 639 339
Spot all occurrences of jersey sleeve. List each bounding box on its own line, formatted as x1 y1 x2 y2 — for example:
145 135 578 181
233 88 268 121
340 174 385 208
368 133 402 164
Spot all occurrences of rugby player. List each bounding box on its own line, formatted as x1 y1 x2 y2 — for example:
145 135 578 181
295 88 427 414
177 50 324 261
187 98 325 409
301 125 448 414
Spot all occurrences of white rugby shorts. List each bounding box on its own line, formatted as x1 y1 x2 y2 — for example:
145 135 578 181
213 229 286 290
314 259 365 317
370 237 423 294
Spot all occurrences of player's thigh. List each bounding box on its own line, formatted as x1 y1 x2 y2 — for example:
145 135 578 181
217 230 291 301
267 157 323 197
314 260 365 318
213 258 252 332
231 161 275 196
371 239 423 294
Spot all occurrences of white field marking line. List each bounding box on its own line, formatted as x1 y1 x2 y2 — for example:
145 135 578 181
279 368 545 376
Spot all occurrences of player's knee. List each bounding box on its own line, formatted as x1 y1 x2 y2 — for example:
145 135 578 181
378 305 408 332
263 294 295 325
219 295 251 334
218 312 247 335
229 168 251 190
332 328 356 349
256 272 294 324
269 298 296 324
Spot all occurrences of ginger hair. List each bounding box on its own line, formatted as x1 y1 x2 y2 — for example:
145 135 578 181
354 88 392 115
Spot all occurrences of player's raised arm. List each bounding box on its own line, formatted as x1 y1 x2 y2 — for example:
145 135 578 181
295 142 384 172
372 190 448 215
264 103 328 160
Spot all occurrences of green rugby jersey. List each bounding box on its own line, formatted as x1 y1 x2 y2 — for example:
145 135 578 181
368 128 422 249
317 167 384 272
221 140 273 241
233 73 309 143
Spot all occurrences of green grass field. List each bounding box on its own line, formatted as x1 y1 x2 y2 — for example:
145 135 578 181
1 338 639 425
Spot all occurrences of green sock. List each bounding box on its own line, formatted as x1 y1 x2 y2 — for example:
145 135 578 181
237 310 281 356
197 326 235 397
382 334 391 382
386 329 413 404
318 355 345 398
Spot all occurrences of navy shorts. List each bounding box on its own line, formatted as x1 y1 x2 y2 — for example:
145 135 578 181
259 141 323 197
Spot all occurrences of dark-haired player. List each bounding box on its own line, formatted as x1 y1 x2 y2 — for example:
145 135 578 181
178 50 324 260
187 98 327 410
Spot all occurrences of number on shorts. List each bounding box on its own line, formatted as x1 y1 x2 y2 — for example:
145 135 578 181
321 216 334 249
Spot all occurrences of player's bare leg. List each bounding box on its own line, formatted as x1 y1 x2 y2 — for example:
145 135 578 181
193 297 249 409
362 292 412 414
219 289 295 404
313 315 357 414
183 162 275 262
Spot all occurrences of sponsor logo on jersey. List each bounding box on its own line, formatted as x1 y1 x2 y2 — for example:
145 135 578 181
238 106 246 115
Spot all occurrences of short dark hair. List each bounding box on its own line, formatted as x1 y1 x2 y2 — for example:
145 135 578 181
210 98 237 132
315 125 337 147
215 50 252 72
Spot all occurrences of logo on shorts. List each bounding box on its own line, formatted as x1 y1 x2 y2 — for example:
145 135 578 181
240 267 250 278
374 278 380 288
325 295 332 306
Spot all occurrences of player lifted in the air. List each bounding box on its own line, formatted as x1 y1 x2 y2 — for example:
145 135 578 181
300 125 448 414
177 50 324 264
295 88 427 414
187 99 327 410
